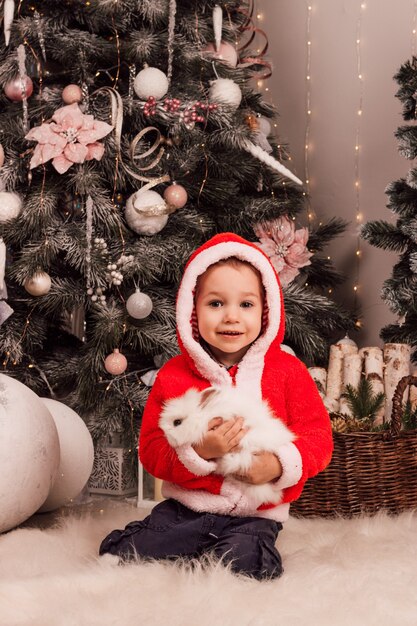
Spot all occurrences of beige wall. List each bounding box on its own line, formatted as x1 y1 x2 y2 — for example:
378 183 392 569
261 0 415 347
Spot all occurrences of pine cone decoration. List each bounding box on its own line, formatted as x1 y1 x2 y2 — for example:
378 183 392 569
330 414 349 433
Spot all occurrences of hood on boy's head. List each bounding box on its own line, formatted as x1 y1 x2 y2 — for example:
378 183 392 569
175 233 286 384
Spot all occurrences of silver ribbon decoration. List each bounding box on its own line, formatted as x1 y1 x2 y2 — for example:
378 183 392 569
167 0 177 86
92 86 170 190
17 44 29 133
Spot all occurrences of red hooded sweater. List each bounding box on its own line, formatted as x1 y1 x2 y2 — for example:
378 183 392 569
139 233 333 522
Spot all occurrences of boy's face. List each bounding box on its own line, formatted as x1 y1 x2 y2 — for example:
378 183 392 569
195 263 263 367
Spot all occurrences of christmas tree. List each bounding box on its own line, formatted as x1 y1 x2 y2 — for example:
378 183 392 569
0 0 352 461
361 56 417 362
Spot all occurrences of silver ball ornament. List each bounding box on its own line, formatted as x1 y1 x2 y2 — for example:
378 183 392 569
258 116 272 137
134 67 169 100
24 271 52 296
125 190 168 236
209 78 242 109
126 289 153 320
0 192 22 222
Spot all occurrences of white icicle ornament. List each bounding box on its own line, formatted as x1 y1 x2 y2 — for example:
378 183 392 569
3 0 15 47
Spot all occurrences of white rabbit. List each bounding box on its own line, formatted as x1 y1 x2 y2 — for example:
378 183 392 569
159 386 295 507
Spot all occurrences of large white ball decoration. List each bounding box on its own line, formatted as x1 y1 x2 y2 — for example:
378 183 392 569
126 288 153 319
37 398 94 513
0 374 60 533
125 190 168 236
134 67 169 100
0 191 22 222
209 78 242 109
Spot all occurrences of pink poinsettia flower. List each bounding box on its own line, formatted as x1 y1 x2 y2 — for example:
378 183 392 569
25 102 113 174
254 216 313 287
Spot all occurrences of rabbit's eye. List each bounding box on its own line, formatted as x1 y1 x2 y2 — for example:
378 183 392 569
173 419 183 427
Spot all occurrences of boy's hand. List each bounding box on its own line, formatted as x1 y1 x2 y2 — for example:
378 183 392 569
193 417 248 460
233 451 282 485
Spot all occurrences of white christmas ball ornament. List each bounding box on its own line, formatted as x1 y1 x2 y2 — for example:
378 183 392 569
280 344 296 357
258 116 272 137
0 374 60 533
37 398 94 513
24 271 52 296
0 191 22 222
125 190 168 236
134 67 169 100
209 78 242 109
126 288 153 320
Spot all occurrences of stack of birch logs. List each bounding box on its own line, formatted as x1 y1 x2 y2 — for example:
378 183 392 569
309 338 417 426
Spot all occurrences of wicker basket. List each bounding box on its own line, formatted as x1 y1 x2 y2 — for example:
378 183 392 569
290 374 417 518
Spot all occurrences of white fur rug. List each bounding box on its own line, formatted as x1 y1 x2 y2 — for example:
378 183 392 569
0 499 416 626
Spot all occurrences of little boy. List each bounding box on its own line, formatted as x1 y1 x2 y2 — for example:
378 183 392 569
99 232 333 580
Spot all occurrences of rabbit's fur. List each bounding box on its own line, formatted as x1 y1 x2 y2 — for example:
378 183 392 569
159 386 295 506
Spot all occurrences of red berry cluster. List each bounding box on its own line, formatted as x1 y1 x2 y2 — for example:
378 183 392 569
163 98 181 112
144 96 157 117
183 101 218 124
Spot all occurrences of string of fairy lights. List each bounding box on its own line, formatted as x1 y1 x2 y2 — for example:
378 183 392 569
352 2 366 324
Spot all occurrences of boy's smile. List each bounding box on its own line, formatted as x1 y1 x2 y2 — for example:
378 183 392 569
195 262 264 367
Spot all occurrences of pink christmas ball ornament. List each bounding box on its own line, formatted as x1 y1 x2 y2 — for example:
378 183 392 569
0 144 4 168
163 183 188 209
4 75 34 101
62 84 83 104
202 42 239 67
104 349 128 375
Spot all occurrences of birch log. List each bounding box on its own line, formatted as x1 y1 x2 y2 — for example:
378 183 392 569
324 343 358 412
383 343 411 422
359 347 385 425
339 353 363 416
308 367 327 398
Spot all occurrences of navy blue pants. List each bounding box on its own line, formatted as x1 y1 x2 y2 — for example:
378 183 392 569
99 499 283 581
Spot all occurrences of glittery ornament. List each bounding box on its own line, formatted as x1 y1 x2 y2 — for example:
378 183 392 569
134 67 169 100
24 271 52 296
4 75 33 101
203 41 238 67
126 288 153 320
209 78 242 109
163 183 188 209
104 349 128 375
62 84 83 104
0 192 22 222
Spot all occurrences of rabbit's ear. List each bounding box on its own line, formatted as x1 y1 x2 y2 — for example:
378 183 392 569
199 387 220 409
